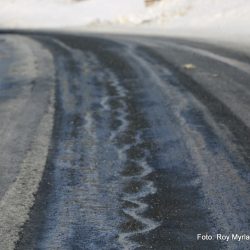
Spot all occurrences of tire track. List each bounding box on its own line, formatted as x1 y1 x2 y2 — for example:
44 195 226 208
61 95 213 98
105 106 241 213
16 38 124 250
12 33 250 250
126 45 250 250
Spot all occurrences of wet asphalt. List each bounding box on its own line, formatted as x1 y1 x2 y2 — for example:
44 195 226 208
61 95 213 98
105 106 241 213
0 32 249 250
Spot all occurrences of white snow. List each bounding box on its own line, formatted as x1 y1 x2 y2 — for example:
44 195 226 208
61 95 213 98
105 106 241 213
0 0 250 45
0 0 146 29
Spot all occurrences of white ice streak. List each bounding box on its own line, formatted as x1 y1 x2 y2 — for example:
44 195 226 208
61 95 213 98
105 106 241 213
103 71 160 249
100 96 110 111
107 76 128 142
118 158 160 250
118 135 160 250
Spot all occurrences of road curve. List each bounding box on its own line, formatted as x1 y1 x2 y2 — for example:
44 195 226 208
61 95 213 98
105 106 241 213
0 32 249 250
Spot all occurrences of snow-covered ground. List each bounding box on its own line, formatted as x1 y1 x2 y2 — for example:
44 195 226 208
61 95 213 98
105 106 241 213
0 0 250 45
0 0 146 28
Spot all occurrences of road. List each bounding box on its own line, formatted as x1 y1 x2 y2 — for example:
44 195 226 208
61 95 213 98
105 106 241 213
0 32 249 250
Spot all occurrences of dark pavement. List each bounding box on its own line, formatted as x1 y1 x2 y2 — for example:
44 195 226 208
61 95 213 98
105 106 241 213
0 32 249 250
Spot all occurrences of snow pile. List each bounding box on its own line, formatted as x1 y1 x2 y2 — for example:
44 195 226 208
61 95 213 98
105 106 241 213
0 0 249 40
125 0 250 40
0 0 145 29
145 0 250 30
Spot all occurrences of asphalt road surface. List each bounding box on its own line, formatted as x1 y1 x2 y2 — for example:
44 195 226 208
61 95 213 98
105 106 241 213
0 31 249 250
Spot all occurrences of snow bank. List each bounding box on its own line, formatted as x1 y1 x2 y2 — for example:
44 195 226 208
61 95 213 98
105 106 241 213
0 0 145 29
0 0 250 45
143 0 250 31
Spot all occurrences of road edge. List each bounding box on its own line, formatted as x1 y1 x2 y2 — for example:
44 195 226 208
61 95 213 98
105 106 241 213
0 77 55 250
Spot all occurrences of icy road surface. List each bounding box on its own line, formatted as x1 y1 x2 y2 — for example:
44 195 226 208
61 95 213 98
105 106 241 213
0 32 249 250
